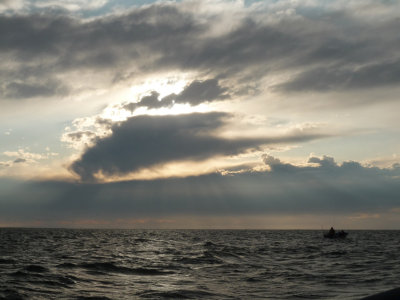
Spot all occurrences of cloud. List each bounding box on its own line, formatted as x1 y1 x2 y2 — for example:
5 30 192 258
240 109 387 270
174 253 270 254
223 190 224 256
263 154 400 190
0 0 25 13
62 130 98 147
64 130 97 142
13 158 26 164
2 79 68 99
123 78 229 112
308 155 337 168
1 1 400 102
274 60 400 92
33 0 108 12
0 4 203 99
171 78 230 105
123 91 165 112
69 112 329 181
4 149 44 160
2 149 57 165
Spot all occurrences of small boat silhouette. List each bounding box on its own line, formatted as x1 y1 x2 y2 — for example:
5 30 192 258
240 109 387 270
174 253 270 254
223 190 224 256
323 227 348 238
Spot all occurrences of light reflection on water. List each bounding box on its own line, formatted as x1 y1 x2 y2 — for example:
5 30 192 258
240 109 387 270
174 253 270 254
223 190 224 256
0 229 399 299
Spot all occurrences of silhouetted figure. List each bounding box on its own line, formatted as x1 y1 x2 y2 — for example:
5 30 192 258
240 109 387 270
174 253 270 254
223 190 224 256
329 227 335 236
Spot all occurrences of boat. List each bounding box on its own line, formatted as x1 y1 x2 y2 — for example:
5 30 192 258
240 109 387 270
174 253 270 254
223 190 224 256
323 228 348 239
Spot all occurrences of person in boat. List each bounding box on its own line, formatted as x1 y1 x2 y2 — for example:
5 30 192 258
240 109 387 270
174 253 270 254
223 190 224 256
328 227 335 237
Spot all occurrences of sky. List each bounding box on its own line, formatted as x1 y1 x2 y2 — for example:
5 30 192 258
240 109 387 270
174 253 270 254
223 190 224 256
0 0 399 229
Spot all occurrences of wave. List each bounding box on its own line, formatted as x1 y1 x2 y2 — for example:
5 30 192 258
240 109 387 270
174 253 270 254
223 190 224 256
76 297 112 300
175 252 224 265
133 238 148 243
57 262 78 269
137 289 216 299
0 289 27 300
24 265 49 273
34 279 72 288
80 262 174 275
0 258 15 265
323 250 348 257
203 241 217 248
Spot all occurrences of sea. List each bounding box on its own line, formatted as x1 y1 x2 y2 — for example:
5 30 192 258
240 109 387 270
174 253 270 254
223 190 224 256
0 229 399 299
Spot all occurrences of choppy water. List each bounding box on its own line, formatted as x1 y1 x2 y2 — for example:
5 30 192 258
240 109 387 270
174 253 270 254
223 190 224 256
0 229 399 299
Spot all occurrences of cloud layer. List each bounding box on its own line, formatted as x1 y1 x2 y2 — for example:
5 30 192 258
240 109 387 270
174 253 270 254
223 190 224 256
1 155 399 227
1 1 400 100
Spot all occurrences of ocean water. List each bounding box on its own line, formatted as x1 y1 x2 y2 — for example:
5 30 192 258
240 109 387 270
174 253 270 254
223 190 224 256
0 229 399 299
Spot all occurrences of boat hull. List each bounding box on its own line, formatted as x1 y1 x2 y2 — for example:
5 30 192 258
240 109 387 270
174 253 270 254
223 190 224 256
323 232 348 239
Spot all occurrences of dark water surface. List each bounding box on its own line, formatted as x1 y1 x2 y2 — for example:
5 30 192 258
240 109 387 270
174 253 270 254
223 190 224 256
0 229 399 299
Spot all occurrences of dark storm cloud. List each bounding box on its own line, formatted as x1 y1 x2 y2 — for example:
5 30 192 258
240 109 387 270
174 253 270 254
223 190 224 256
1 2 400 100
69 112 329 181
0 156 399 223
123 79 229 112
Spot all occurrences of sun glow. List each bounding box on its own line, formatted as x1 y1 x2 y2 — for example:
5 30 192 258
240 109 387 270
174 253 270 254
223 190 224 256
101 74 214 121
138 102 211 116
129 76 188 100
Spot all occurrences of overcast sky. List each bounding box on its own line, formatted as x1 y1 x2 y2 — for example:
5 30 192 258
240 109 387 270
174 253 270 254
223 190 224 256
0 0 399 229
